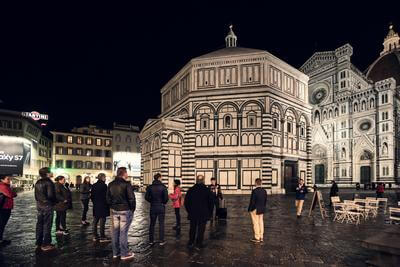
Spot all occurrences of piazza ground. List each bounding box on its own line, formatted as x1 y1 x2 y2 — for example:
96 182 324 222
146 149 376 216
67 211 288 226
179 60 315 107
0 189 399 266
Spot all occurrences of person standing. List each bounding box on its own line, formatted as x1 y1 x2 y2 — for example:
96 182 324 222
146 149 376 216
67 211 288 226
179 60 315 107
76 175 82 191
329 180 339 206
35 167 56 251
184 174 213 249
107 167 136 261
295 178 308 218
0 175 17 246
80 176 91 226
145 173 168 246
91 173 110 242
168 179 182 230
248 178 267 243
54 176 70 235
208 178 223 221
376 183 385 198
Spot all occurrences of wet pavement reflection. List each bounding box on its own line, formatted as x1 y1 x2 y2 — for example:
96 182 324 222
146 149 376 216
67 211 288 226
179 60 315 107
0 190 398 266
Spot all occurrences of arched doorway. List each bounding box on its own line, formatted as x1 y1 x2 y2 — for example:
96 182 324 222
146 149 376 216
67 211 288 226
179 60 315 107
312 145 328 184
359 150 373 185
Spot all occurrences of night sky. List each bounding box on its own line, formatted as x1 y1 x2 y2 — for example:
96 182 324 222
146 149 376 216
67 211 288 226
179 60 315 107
1 2 399 131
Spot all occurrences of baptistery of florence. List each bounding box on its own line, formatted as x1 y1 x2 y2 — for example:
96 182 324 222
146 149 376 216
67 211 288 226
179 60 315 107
140 26 313 194
301 24 400 187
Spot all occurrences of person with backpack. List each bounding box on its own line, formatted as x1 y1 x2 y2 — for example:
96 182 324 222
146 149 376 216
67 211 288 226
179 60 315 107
168 179 182 230
0 175 17 246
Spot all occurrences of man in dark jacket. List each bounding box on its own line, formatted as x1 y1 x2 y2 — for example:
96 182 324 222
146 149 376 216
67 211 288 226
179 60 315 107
145 173 168 246
248 178 267 243
34 167 56 251
91 173 110 242
184 174 213 249
107 167 136 261
329 180 339 206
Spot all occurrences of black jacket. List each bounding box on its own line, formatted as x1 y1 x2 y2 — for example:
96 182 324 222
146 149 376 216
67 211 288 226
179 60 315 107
80 183 91 200
106 177 136 212
145 180 168 213
54 182 69 212
34 177 56 210
330 183 339 196
91 180 110 218
184 183 214 221
208 184 223 202
248 187 267 214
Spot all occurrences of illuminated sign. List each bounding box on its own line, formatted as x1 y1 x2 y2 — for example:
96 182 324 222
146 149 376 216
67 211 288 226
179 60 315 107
0 137 31 175
22 111 48 121
113 152 141 177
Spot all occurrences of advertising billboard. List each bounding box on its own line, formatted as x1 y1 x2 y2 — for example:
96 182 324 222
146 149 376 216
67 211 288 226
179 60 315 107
113 152 141 177
0 137 31 175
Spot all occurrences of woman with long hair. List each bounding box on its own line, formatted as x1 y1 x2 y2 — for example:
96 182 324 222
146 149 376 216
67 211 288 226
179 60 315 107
80 176 91 226
54 176 70 235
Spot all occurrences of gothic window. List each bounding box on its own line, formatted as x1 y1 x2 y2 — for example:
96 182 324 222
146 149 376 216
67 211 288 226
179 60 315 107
287 119 292 133
323 110 327 120
382 142 388 156
314 110 320 124
329 110 333 118
361 100 366 111
341 148 346 159
273 118 279 130
353 103 358 112
224 115 232 129
370 98 375 108
334 108 339 117
200 115 210 130
248 113 256 128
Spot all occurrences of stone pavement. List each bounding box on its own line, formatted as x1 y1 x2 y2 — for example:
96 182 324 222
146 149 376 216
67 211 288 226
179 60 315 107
0 189 398 266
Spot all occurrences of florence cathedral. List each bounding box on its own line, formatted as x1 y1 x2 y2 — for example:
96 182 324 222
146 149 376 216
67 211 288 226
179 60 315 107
140 25 400 194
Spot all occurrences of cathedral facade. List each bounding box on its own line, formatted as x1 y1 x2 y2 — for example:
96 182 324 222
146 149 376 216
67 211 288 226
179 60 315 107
140 26 312 194
301 25 400 187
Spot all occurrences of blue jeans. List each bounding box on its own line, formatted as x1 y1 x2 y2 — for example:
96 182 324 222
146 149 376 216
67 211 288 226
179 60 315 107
111 210 133 257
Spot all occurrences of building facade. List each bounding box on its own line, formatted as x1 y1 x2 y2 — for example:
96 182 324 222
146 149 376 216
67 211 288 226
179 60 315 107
140 26 313 194
301 25 400 186
0 109 52 186
51 125 113 184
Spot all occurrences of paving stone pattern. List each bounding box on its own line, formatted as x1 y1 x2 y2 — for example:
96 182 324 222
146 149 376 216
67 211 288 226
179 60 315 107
0 189 398 266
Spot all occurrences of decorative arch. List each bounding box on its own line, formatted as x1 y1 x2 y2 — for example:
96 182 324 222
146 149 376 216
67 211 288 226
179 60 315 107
239 100 265 113
192 103 216 116
167 132 183 144
216 101 240 113
269 101 284 115
382 142 388 156
284 107 299 123
151 134 161 151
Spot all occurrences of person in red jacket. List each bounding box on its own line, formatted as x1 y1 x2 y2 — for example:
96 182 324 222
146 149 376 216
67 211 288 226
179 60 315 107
0 175 17 246
376 183 385 198
168 179 182 230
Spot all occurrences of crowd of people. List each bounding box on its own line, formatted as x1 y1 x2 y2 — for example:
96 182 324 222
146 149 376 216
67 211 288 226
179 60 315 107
0 168 391 261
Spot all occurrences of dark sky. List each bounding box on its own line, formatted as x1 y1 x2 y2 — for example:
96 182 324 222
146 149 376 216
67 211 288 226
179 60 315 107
1 1 399 131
